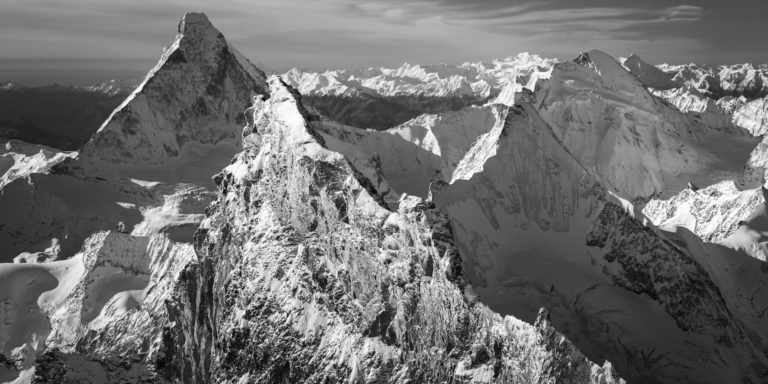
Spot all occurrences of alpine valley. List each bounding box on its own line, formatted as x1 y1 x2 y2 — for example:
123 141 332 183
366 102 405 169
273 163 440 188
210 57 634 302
0 12 766 384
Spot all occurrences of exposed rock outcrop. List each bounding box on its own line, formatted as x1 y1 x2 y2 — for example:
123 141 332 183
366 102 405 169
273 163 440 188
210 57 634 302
163 76 621 383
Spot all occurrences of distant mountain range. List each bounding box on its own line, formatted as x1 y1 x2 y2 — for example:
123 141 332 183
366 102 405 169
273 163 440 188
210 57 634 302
0 80 138 150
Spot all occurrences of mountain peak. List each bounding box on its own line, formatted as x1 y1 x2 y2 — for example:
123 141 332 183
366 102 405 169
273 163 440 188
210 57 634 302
177 12 219 43
78 12 268 177
180 11 211 28
622 52 681 90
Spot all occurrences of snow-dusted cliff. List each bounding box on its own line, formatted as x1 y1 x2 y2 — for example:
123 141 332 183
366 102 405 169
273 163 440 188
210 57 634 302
164 76 622 384
320 94 768 382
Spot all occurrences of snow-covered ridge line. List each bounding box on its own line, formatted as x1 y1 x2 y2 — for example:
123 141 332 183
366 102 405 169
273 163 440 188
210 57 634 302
282 52 556 99
0 80 138 95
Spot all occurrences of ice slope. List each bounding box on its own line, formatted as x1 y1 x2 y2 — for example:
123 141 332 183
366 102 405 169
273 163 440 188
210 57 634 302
533 50 760 199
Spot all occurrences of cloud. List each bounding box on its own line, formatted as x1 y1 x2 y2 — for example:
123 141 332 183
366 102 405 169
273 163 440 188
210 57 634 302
0 0 763 85
661 5 704 22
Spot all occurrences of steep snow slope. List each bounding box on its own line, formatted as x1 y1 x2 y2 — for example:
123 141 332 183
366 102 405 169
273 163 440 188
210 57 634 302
79 12 267 171
533 50 759 199
0 12 267 262
620 53 679 90
429 102 768 383
315 104 508 201
321 93 768 382
160 76 622 384
0 231 195 379
0 12 268 381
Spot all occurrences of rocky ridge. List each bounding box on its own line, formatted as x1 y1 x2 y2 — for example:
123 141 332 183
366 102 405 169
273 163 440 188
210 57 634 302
162 75 622 384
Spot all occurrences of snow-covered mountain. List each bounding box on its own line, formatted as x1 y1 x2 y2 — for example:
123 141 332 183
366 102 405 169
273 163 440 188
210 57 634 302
1 11 768 384
0 13 269 382
317 67 768 382
618 54 768 264
281 53 555 130
535 50 760 200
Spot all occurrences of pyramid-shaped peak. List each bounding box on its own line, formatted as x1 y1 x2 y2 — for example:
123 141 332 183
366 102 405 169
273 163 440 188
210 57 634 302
623 53 652 68
78 12 268 172
178 12 216 34
622 52 681 90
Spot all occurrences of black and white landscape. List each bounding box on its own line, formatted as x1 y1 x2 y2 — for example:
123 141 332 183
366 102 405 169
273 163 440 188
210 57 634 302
1 4 768 384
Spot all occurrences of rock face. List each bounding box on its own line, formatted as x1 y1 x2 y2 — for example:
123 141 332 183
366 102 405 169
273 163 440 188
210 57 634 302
621 53 680 90
80 12 267 171
162 76 621 383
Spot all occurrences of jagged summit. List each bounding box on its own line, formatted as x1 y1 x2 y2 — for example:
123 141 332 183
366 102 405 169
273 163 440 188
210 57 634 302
79 11 268 172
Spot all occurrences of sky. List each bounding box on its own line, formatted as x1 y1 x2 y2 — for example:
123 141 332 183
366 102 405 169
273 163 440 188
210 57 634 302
1 0 766 85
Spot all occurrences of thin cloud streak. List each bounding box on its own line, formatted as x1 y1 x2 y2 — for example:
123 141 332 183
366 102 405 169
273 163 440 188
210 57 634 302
0 0 765 85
